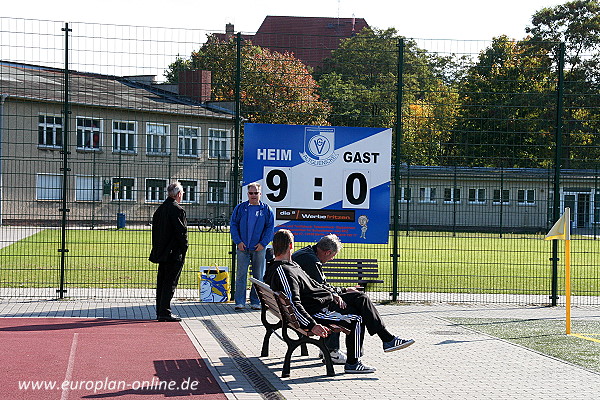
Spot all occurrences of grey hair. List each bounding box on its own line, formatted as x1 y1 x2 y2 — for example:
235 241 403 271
247 182 262 191
316 234 342 253
167 181 183 198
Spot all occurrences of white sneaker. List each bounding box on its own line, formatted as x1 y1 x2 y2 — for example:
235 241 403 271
318 349 347 365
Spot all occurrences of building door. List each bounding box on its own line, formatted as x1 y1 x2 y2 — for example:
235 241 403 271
564 192 591 228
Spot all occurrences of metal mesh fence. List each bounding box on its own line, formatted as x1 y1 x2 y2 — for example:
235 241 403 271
0 17 598 305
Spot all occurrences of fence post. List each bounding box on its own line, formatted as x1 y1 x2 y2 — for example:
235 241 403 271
391 38 405 302
58 23 72 299
550 42 566 306
230 32 242 299
0 94 6 226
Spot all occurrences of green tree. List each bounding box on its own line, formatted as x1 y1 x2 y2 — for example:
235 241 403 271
164 35 330 125
526 0 600 168
452 36 557 168
318 27 461 165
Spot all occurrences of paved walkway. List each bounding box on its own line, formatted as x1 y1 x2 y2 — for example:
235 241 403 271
0 226 41 249
1 299 599 399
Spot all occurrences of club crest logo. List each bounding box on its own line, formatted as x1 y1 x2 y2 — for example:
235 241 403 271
300 127 338 166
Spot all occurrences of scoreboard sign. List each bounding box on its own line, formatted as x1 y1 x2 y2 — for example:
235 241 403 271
243 123 391 244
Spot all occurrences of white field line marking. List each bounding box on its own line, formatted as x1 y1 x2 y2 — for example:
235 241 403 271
60 332 79 400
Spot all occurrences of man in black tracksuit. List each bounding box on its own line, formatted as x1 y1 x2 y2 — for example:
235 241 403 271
265 229 414 374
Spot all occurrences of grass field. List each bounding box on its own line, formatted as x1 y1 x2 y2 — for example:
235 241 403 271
0 227 598 297
446 317 600 373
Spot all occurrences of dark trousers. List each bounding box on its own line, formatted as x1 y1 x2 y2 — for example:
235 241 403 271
314 291 386 364
339 291 386 336
156 260 184 318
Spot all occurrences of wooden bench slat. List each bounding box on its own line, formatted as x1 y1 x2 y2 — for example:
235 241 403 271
324 263 378 268
327 272 379 280
330 258 377 263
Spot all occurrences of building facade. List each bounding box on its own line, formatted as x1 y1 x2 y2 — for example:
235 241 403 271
0 62 235 226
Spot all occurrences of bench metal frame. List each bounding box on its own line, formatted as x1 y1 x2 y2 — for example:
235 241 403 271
250 277 349 377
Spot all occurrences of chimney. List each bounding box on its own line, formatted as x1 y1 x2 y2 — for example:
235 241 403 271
178 70 212 103
226 23 234 38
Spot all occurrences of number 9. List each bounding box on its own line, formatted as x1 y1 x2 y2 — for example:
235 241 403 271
265 169 288 203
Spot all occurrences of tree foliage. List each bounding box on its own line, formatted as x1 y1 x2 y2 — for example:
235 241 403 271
452 36 557 167
318 27 461 165
526 0 600 167
164 35 330 125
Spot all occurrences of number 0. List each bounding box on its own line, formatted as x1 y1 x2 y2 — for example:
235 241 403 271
345 172 367 205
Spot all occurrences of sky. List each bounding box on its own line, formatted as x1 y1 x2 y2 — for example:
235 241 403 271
4 0 563 41
2 0 565 78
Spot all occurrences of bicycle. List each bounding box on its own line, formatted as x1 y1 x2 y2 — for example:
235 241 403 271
196 213 230 233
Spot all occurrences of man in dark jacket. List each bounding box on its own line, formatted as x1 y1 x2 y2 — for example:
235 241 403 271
265 229 414 374
149 181 188 322
292 234 355 364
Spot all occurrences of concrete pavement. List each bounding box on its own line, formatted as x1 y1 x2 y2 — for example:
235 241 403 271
1 298 599 399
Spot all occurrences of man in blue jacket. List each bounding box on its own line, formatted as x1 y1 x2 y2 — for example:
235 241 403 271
230 182 275 310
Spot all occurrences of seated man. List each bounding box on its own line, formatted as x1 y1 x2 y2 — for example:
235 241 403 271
292 234 356 364
265 229 414 374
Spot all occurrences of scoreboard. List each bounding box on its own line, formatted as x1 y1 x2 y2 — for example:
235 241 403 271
243 123 391 244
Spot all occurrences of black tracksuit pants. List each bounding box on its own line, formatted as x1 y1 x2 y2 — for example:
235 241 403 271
313 291 387 364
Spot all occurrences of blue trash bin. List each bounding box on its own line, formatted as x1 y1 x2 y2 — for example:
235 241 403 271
117 213 126 229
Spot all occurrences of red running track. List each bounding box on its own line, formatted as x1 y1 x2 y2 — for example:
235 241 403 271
0 318 227 400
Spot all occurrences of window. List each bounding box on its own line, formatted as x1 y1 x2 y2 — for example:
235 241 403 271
76 117 101 151
178 126 199 157
493 189 510 204
75 176 102 201
399 187 411 203
179 180 199 203
36 174 62 200
208 128 229 159
468 188 486 204
145 179 167 202
146 123 169 155
443 188 461 203
517 189 535 205
38 115 63 148
113 121 136 153
111 178 135 201
208 181 227 204
419 187 436 203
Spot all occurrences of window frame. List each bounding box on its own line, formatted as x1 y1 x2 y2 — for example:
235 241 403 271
517 189 536 205
145 178 167 203
207 180 228 204
399 187 412 203
179 179 199 204
75 175 102 202
468 188 486 204
111 177 136 202
37 114 63 149
177 125 200 158
208 128 230 160
76 116 102 151
492 189 510 205
418 187 437 204
443 187 461 204
36 173 63 200
146 122 170 156
112 120 137 154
